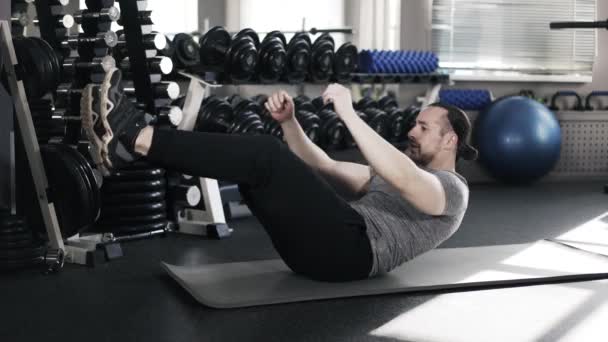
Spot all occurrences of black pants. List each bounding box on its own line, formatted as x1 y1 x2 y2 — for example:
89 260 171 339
146 128 373 282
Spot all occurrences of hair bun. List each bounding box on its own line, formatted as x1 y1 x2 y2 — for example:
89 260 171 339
460 144 479 161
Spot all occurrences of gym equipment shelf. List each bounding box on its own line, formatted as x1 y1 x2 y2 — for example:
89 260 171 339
173 71 449 86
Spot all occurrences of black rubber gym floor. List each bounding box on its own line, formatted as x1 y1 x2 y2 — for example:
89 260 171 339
2 181 608 342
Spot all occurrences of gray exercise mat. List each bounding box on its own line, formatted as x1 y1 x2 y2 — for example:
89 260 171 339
162 240 608 308
549 211 608 257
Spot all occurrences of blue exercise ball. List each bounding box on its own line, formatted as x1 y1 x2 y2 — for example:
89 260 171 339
474 96 562 184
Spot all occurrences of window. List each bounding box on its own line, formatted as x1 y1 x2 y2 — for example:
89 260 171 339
231 0 345 46
432 0 597 81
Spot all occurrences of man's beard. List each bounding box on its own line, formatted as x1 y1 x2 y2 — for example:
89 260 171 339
405 144 433 167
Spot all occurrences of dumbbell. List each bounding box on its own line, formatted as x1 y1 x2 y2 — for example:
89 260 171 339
63 55 116 76
252 94 284 140
292 95 322 144
229 95 265 135
152 106 183 127
74 7 120 33
311 97 346 149
333 42 358 83
124 81 179 100
283 32 311 83
33 14 75 29
362 107 390 139
170 33 201 69
120 56 173 75
193 96 235 134
61 31 118 51
115 32 167 52
169 185 202 208
378 95 408 142
199 26 231 70
309 33 335 82
225 28 259 83
257 31 287 83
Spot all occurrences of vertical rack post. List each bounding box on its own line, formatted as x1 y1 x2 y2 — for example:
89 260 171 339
117 0 155 114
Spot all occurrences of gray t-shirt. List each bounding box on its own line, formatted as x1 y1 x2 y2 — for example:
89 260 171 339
349 167 469 276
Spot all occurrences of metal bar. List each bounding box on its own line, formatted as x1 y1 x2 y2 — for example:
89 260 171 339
550 20 608 30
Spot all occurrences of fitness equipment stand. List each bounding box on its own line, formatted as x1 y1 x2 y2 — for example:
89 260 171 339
173 71 233 239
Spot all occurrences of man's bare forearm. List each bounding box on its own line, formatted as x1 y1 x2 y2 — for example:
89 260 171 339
280 118 334 172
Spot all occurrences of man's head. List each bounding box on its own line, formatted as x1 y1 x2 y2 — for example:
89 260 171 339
405 103 478 168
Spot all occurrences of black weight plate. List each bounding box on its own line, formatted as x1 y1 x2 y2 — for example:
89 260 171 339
25 38 51 98
312 33 334 51
102 179 167 194
53 144 94 231
39 144 87 238
264 31 287 46
31 37 60 93
100 202 167 216
173 33 200 68
200 26 231 67
13 37 38 99
56 144 99 226
233 28 260 47
105 168 166 181
289 32 311 47
0 245 45 260
97 212 167 226
102 190 166 205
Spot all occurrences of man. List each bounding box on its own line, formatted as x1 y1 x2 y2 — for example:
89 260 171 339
82 67 476 282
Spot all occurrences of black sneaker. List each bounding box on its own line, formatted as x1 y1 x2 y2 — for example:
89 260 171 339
81 67 148 175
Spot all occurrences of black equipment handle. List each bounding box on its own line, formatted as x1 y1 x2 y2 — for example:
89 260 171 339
549 91 584 111
550 20 608 30
585 91 608 110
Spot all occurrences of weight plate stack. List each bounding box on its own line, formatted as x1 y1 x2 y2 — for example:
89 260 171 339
309 33 335 82
333 42 358 83
20 143 101 240
283 32 311 84
199 26 231 71
0 211 47 272
171 33 201 70
93 161 169 236
252 94 284 140
226 28 259 83
12 36 61 100
229 95 265 135
257 31 287 83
